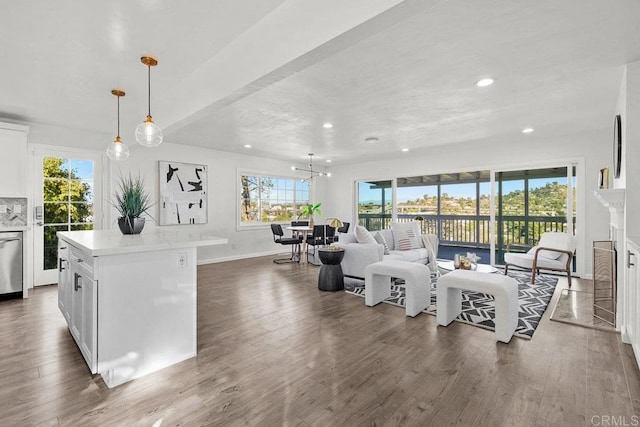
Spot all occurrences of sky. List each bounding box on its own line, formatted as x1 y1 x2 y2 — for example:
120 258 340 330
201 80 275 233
359 177 565 203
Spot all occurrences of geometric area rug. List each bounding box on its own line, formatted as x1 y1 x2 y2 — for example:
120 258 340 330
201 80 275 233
345 271 558 340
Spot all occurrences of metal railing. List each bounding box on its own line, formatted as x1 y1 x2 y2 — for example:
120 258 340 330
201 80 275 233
358 213 573 248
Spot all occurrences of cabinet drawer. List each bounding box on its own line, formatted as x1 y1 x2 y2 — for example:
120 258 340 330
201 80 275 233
70 245 94 273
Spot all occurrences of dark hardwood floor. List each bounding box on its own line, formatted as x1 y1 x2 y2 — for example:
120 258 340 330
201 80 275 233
1 256 639 426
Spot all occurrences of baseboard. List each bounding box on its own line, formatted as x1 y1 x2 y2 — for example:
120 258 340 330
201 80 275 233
197 249 284 265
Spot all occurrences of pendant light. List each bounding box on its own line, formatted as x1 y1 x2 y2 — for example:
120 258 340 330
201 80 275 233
290 153 330 181
135 56 163 147
106 89 130 161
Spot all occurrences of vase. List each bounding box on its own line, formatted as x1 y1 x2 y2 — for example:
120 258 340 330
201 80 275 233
118 217 145 235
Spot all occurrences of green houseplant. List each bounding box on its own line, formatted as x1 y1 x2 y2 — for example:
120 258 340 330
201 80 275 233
113 173 153 234
299 202 322 226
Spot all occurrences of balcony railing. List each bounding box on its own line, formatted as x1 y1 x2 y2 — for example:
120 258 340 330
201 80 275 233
358 213 574 248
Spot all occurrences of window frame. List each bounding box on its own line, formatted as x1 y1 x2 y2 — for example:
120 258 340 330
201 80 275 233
236 168 310 231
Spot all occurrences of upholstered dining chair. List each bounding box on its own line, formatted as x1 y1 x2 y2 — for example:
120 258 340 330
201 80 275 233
270 224 303 264
504 231 576 286
306 225 335 263
329 221 349 243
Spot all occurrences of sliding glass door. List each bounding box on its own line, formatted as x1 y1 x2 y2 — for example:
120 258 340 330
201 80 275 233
357 180 392 231
495 167 576 264
354 164 577 268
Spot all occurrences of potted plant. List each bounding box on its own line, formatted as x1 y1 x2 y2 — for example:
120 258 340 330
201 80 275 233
299 202 322 226
113 173 153 235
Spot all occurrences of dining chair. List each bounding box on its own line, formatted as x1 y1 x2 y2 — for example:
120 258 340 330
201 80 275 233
270 224 303 264
306 225 335 263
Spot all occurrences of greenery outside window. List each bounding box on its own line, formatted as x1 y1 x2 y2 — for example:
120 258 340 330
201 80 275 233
239 173 309 227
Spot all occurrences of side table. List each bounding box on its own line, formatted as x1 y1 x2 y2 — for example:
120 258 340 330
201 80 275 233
318 248 345 291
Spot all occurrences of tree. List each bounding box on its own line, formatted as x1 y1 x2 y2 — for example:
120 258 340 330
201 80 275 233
43 158 93 269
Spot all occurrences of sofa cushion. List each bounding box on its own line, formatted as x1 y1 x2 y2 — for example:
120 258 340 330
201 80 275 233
388 248 429 262
391 221 421 250
355 225 377 244
373 232 390 255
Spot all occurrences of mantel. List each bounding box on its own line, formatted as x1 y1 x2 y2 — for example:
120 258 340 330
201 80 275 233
594 188 625 230
593 189 625 212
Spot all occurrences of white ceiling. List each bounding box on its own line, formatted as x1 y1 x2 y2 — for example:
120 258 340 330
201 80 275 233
2 0 639 166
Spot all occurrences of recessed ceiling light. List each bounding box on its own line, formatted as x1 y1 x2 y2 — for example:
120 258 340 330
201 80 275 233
365 137 379 144
326 159 332 163
323 122 333 129
522 128 534 134
475 78 494 87
243 144 252 148
401 148 409 152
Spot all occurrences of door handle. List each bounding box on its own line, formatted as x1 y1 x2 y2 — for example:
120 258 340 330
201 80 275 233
59 258 66 272
74 272 83 291
629 250 636 268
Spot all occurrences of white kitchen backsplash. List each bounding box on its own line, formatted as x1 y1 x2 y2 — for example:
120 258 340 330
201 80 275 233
0 197 27 226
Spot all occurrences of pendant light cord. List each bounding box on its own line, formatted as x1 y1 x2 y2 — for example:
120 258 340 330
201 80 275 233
117 93 121 138
147 64 151 117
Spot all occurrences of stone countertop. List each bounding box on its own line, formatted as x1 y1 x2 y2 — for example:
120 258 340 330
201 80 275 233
57 229 227 256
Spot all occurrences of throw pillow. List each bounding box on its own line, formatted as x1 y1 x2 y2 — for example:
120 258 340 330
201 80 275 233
355 225 377 245
527 246 562 260
374 232 391 255
391 221 421 250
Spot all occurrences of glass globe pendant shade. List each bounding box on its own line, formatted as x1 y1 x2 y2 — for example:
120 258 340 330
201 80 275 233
106 136 130 161
135 115 163 147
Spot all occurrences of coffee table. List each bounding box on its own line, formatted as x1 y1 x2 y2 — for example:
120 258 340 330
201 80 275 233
437 260 499 274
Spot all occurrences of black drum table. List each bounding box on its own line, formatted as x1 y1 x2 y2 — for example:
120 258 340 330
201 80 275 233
317 248 345 291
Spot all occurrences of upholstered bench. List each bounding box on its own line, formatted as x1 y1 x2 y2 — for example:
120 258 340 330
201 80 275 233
437 270 519 343
364 260 431 317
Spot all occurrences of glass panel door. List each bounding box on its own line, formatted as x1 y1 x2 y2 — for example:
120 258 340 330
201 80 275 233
357 180 392 231
34 151 101 285
495 167 576 265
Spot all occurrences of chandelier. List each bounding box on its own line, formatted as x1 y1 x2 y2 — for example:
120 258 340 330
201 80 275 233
291 153 330 180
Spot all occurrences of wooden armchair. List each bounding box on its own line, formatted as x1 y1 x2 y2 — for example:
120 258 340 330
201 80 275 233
503 232 575 286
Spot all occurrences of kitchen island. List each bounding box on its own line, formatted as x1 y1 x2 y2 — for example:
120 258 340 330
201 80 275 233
57 229 227 388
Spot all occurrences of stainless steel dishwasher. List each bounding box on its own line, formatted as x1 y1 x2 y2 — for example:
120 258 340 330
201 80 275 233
0 231 22 296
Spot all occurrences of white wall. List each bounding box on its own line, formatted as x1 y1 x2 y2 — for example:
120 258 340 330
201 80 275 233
625 61 640 239
318 129 612 276
111 142 300 263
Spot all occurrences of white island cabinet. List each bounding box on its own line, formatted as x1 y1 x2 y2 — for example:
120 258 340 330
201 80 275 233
57 229 227 388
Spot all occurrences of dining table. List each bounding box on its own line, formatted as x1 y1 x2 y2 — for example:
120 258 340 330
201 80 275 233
285 225 313 262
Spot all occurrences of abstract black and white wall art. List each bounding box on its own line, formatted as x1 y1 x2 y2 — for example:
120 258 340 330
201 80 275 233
158 161 207 225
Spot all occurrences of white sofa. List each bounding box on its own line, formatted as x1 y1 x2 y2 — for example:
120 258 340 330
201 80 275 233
334 228 431 279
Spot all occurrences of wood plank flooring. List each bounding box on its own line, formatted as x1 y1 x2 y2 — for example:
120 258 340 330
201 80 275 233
1 256 639 426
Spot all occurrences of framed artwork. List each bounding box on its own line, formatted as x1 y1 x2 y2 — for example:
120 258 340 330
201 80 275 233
158 161 207 225
613 114 622 179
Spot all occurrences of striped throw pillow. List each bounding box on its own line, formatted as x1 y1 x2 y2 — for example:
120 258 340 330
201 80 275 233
391 221 421 251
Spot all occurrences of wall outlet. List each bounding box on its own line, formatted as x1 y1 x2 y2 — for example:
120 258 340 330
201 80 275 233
177 252 187 268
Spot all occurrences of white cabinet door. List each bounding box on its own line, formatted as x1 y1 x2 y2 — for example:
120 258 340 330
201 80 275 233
79 274 97 373
69 270 83 344
626 240 640 367
57 242 71 323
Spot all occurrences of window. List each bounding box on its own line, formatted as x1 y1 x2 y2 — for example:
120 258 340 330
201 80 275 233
357 180 392 231
239 174 309 226
43 157 94 269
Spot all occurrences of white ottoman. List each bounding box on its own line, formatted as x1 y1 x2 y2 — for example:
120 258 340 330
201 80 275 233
437 270 519 343
365 260 431 317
